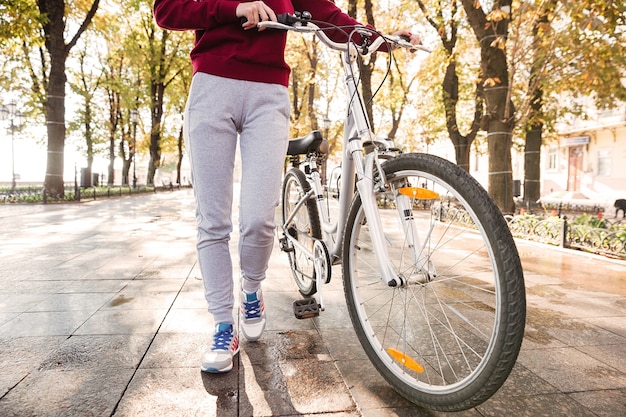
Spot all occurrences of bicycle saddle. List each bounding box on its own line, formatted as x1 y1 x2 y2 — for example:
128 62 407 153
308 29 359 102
286 130 328 156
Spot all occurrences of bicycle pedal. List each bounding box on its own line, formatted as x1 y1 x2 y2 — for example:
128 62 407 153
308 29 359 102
278 235 294 252
293 298 320 319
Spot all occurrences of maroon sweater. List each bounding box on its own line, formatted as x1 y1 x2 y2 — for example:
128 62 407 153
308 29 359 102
153 0 371 87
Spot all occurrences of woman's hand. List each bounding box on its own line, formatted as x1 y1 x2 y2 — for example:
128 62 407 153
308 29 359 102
236 1 277 31
392 29 422 51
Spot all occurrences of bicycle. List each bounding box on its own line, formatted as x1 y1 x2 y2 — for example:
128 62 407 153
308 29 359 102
266 13 526 412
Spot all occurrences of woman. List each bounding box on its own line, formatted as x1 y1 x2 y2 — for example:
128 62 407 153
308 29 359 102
153 0 419 373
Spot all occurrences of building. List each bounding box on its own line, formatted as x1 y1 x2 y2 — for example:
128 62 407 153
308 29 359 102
422 103 626 211
542 104 626 207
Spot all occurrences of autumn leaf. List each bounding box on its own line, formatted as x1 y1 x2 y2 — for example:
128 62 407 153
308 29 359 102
483 77 501 87
486 9 510 22
490 36 506 49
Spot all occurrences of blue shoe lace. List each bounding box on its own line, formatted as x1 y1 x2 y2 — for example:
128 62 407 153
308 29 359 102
212 323 234 350
243 292 262 320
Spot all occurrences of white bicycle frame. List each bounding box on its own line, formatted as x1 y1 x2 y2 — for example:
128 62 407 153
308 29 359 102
269 19 429 295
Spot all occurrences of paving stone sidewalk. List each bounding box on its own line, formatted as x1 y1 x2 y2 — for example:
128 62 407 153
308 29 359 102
0 189 624 416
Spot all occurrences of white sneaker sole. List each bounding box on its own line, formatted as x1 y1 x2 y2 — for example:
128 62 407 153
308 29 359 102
241 318 266 342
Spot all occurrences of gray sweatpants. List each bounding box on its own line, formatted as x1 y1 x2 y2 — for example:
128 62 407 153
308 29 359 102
184 73 290 325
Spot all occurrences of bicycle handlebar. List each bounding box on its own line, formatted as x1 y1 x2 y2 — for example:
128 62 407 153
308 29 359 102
257 13 431 55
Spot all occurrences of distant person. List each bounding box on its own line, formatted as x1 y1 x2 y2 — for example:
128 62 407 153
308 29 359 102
153 0 420 373
615 199 626 218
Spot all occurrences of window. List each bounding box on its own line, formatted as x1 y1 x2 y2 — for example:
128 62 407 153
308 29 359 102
597 150 611 176
547 147 558 170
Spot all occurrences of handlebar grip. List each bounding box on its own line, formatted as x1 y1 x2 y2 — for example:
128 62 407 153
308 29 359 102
276 13 297 25
241 12 310 27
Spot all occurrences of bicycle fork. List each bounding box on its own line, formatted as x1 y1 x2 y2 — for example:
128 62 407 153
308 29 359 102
348 143 415 289
352 147 435 287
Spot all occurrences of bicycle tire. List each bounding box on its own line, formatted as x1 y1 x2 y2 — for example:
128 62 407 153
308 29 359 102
342 153 525 411
282 168 322 296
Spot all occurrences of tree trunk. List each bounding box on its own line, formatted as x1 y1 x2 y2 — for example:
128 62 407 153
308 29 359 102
107 137 115 187
523 3 554 205
524 121 542 203
119 139 130 186
442 59 481 172
348 0 377 132
414 0 480 172
148 81 165 185
486 118 514 213
42 0 67 197
85 98 94 173
461 0 515 213
176 125 183 185
39 0 99 197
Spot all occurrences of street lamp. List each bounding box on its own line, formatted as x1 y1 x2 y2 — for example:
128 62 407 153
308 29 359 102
130 109 139 188
0 101 25 190
322 117 331 138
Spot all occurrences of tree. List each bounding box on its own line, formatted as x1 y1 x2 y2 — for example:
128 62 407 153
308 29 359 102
128 0 190 185
348 0 380 131
515 0 557 204
100 51 126 186
415 0 482 171
383 56 421 142
161 57 190 186
68 45 104 178
287 35 322 136
508 0 626 204
461 0 515 213
0 1 41 49
37 0 100 197
90 5 135 187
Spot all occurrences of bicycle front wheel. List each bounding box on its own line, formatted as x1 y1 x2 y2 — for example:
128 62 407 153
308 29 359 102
282 168 321 296
342 153 525 411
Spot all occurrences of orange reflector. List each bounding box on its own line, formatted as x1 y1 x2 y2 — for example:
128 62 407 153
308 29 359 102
398 187 439 200
387 348 425 373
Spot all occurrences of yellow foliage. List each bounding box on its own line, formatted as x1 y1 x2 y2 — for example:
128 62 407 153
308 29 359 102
483 77 501 87
486 9 510 22
490 36 506 49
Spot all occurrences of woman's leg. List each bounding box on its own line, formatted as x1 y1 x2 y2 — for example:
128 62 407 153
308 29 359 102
185 73 240 326
237 81 290 293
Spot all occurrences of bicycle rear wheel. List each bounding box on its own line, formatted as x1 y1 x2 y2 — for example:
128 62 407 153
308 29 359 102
282 168 321 296
342 153 525 411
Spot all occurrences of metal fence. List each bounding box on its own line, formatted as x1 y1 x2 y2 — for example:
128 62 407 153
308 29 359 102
433 202 626 260
0 183 188 204
505 214 625 259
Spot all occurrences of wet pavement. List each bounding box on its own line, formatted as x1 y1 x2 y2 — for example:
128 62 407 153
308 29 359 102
0 188 624 416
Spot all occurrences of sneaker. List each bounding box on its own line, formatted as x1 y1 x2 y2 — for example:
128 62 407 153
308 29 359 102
201 323 239 373
241 288 266 342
